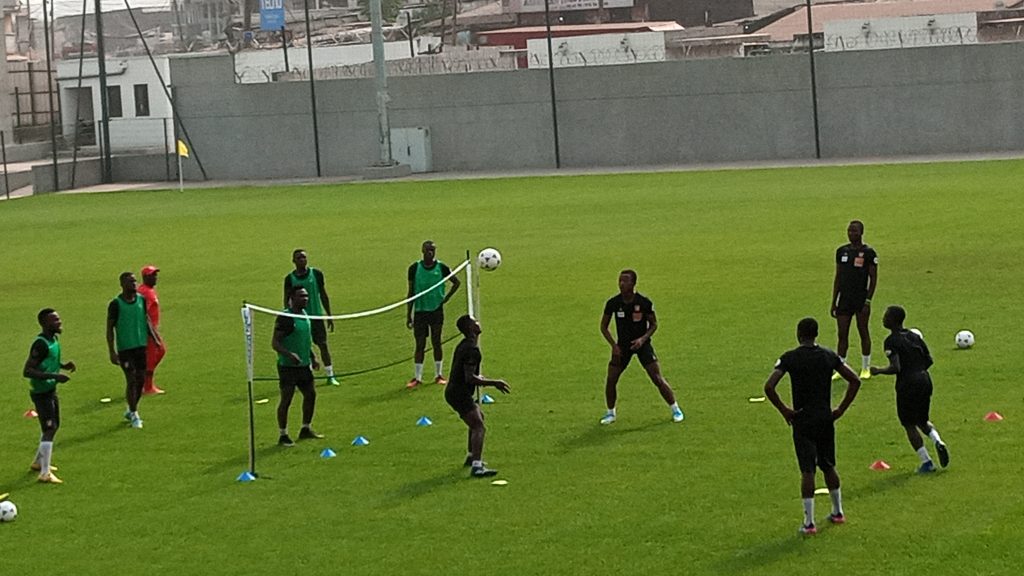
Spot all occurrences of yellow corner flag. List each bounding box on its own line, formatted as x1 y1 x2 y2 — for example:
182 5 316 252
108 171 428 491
176 139 189 158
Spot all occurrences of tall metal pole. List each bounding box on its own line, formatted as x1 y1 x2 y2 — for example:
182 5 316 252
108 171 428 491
281 27 290 71
370 0 393 165
805 0 822 160
303 0 322 176
1 130 10 200
96 0 113 182
543 0 561 169
42 0 59 191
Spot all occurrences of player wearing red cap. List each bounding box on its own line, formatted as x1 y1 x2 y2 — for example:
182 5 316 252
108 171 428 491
138 265 166 395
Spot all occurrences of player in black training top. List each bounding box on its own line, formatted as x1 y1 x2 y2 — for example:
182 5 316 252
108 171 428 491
445 315 510 478
870 305 950 473
830 220 878 380
764 317 861 535
599 269 683 425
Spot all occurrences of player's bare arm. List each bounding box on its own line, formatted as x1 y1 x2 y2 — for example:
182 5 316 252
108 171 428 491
870 352 900 376
831 363 861 420
763 369 796 424
600 314 620 355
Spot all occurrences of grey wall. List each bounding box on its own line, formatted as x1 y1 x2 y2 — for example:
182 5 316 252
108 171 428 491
0 54 13 140
166 42 1024 181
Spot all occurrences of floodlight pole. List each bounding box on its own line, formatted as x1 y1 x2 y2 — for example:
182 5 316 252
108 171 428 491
95 0 113 182
543 0 561 169
805 0 822 160
42 0 59 191
303 0 322 177
370 0 394 165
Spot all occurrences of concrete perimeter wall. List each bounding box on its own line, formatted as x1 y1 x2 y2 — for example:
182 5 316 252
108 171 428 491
166 42 1024 180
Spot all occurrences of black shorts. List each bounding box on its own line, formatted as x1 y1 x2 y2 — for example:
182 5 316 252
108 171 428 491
835 293 868 316
311 319 328 346
896 373 933 427
118 347 147 374
792 415 836 473
31 390 60 432
278 365 316 393
445 386 477 417
413 309 444 339
611 341 658 369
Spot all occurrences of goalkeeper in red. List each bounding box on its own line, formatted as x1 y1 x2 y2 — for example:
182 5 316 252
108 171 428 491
137 265 166 395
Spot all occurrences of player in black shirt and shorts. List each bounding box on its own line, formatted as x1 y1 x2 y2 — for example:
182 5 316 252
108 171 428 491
764 317 861 535
599 270 683 425
870 305 950 473
445 315 510 478
830 220 878 380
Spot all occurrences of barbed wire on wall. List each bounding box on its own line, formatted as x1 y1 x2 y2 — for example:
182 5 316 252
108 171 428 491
826 26 978 51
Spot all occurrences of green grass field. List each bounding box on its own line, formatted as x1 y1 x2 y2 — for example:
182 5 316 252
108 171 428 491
1 160 1021 575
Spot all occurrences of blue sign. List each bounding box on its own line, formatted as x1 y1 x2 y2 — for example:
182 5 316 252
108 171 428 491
260 0 285 31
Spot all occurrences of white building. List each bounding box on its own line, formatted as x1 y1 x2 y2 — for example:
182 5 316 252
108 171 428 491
56 55 174 152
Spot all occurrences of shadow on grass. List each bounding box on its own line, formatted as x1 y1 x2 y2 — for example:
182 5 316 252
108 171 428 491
556 419 669 452
57 422 137 450
714 533 816 574
855 469 916 499
378 469 465 509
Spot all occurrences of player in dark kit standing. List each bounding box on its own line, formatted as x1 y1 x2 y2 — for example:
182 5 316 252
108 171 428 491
406 240 461 389
272 286 325 447
870 305 950 473
764 317 861 535
599 269 683 425
284 249 338 385
445 315 510 478
831 220 878 380
23 308 77 484
106 272 160 430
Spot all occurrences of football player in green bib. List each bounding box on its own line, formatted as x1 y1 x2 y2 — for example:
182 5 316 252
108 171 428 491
106 272 161 429
405 240 461 389
272 286 324 446
23 308 77 484
284 249 338 385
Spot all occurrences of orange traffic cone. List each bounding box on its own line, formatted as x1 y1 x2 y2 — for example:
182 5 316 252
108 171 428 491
869 460 891 471
23 409 37 418
984 411 1004 422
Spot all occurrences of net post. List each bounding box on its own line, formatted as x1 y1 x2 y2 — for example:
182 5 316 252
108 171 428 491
465 251 475 320
241 304 257 477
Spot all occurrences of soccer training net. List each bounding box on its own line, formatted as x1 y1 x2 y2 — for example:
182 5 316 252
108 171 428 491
236 255 480 476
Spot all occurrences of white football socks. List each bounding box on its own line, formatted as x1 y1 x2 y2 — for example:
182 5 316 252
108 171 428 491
39 441 53 475
325 365 334 377
862 355 871 370
916 446 932 463
802 498 815 526
928 427 944 445
829 488 843 517
414 363 424 380
435 361 443 377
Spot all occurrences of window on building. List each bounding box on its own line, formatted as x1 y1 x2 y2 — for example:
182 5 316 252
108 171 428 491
106 86 123 118
134 84 150 117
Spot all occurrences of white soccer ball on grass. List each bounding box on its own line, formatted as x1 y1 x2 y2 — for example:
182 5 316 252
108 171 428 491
0 501 18 522
955 330 975 349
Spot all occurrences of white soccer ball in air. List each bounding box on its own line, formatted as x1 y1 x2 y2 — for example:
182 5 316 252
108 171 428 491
478 248 502 272
0 501 18 522
955 330 975 349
